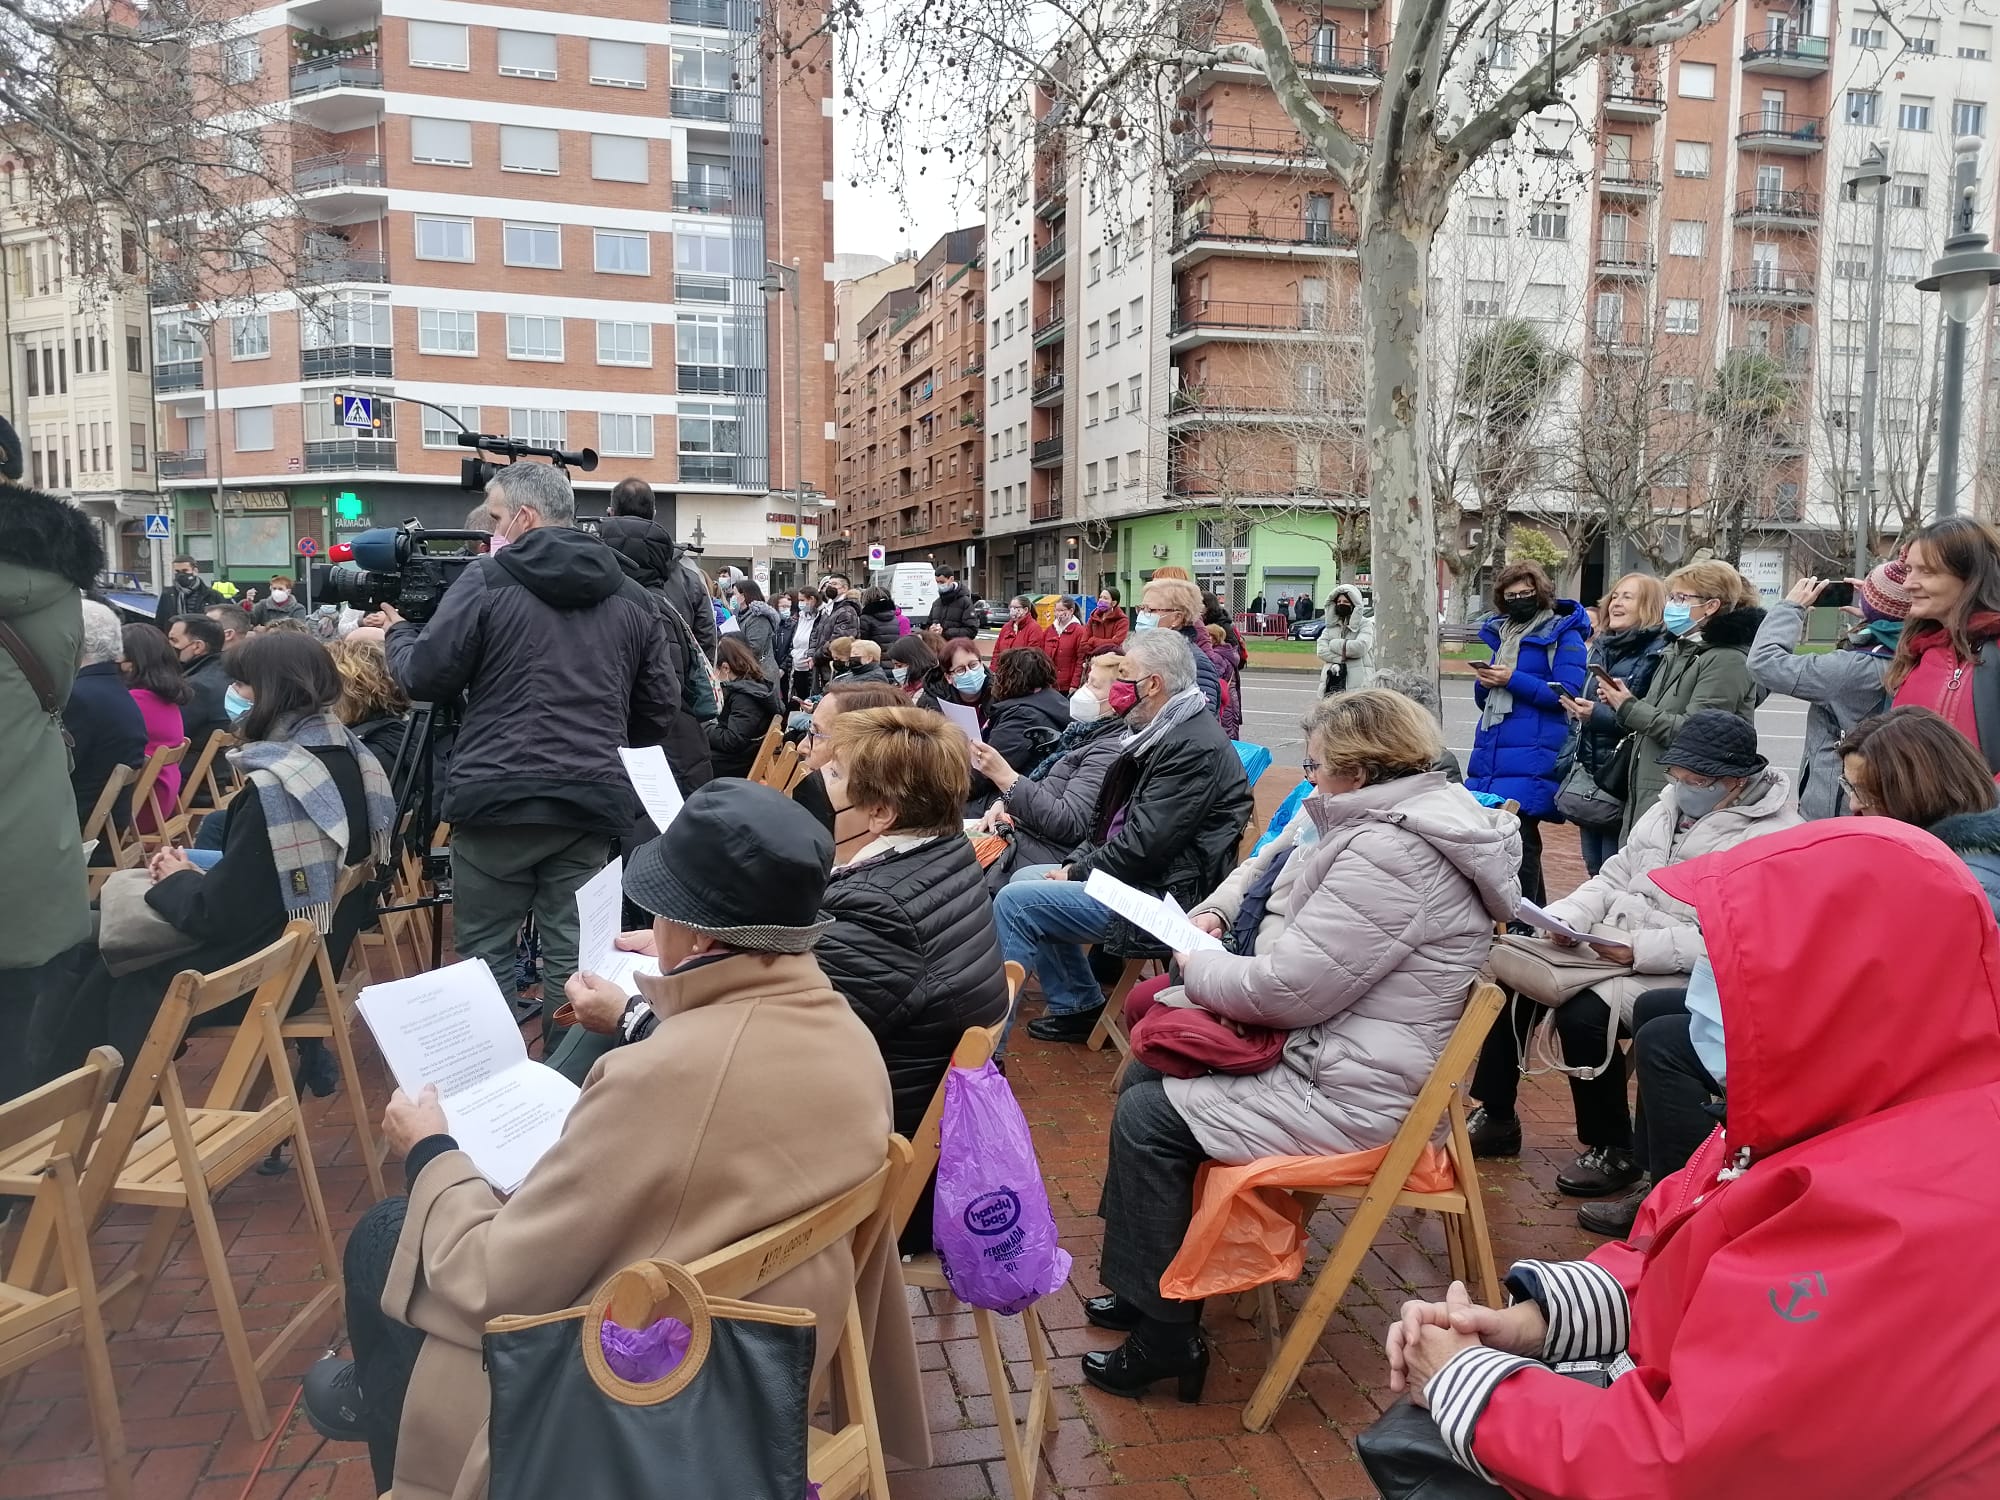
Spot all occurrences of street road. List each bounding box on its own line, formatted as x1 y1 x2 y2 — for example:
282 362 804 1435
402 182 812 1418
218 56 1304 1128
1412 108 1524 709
1237 667 1810 776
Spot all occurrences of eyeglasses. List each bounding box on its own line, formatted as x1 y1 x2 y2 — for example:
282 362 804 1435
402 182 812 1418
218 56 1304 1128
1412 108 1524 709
1839 774 1875 813
1666 592 1715 605
1301 758 1322 775
1501 592 1538 604
1668 772 1719 788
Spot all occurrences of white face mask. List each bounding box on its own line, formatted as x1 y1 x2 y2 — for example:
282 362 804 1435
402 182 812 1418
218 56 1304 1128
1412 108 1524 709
1069 686 1102 722
269 588 291 605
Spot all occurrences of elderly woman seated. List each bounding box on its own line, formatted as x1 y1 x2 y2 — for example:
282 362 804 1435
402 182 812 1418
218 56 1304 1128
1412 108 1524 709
1082 690 1522 1401
301 781 927 1499
971 652 1128 876
814 707 1012 1250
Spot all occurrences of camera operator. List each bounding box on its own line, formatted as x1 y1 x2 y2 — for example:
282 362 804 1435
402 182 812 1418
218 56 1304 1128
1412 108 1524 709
598 477 717 665
383 462 680 1022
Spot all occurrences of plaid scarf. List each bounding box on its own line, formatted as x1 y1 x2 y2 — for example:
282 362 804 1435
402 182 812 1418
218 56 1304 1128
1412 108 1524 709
229 710 396 933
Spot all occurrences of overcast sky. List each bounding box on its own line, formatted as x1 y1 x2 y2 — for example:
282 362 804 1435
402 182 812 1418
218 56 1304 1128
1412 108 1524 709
832 111 985 262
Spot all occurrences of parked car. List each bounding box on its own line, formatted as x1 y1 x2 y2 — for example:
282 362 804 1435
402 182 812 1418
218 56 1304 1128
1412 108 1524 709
972 597 998 630
1290 618 1327 642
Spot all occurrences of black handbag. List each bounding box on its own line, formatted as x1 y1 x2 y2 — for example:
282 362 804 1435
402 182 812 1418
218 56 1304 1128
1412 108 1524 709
484 1259 816 1500
1357 1401 1513 1499
1595 733 1638 802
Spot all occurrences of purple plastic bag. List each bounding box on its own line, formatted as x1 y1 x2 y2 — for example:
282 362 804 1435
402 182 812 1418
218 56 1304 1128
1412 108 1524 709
932 1061 1072 1314
599 1315 692 1383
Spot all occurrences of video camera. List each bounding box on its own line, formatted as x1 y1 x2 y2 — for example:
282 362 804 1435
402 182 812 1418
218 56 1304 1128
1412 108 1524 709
312 521 487 622
456 430 598 492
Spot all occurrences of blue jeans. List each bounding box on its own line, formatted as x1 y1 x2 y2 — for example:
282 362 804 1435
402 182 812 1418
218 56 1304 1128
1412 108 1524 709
1578 820 1622 876
994 864 1119 1015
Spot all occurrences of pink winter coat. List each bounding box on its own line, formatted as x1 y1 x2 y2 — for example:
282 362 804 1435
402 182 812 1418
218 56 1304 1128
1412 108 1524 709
129 686 185 825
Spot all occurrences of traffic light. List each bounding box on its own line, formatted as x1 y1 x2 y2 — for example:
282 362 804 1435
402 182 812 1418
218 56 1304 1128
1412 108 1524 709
334 490 363 520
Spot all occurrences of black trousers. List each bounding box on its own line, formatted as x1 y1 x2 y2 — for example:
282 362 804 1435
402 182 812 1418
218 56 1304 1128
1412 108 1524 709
0 943 88 1104
1630 989 1723 1182
1469 990 1632 1151
345 1197 425 1493
1517 815 1547 908
1096 1061 1210 1325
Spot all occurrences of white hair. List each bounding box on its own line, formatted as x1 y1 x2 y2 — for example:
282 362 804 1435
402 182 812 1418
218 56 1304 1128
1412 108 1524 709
79 599 124 666
488 461 576 526
1122 627 1197 695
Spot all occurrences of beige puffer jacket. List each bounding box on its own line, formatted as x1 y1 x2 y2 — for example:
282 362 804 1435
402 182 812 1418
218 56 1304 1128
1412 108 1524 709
1168 773 1522 1162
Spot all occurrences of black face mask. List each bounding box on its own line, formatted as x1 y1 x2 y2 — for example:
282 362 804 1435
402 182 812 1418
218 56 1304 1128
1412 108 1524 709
175 572 197 589
847 659 865 673
1503 598 1541 624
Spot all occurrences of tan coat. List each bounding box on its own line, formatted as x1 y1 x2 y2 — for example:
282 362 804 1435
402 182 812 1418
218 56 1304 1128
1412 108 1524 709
382 951 931 1500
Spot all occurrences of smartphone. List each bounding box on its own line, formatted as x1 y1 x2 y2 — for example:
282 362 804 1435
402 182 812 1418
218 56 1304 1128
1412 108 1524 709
1588 663 1617 685
1547 682 1573 699
1817 581 1855 610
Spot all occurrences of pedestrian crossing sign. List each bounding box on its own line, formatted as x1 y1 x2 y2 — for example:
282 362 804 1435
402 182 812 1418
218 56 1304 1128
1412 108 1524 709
336 394 375 429
143 513 171 540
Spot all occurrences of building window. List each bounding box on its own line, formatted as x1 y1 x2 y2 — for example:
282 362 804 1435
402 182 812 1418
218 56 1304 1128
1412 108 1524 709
1467 197 1505 236
508 409 567 446
506 314 565 361
422 403 480 447
1678 62 1715 99
1522 282 1563 322
590 38 648 86
597 321 653 366
1104 454 1119 487
130 422 146 471
1888 245 1924 278
1129 374 1142 414
1527 202 1568 240
1672 140 1711 178
1087 249 1101 285
1953 100 1987 136
1086 392 1100 426
415 215 474 262
1106 383 1120 419
1084 462 1098 494
1846 90 1880 126
408 20 468 70
1850 24 1882 47
503 221 561 268
592 135 650 183
1665 298 1700 334
1962 25 1992 59
1464 280 1501 317
302 291 390 348
230 313 269 359
501 126 560 174
497 29 558 79
676 313 743 392
1126 449 1141 485
598 412 654 457
410 117 472 166
678 402 740 481
1129 296 1144 335
223 35 262 82
418 307 478 355
233 406 273 451
1106 309 1122 346
594 229 650 275
1668 220 1704 257
1891 175 1925 209
1087 320 1100 355
1899 96 1932 131
125 327 142 372
1663 378 1695 412
1834 242 1869 279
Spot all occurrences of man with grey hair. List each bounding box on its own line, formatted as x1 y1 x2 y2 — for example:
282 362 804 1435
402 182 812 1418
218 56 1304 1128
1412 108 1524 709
385 460 683 1032
996 628 1254 1043
62 598 147 827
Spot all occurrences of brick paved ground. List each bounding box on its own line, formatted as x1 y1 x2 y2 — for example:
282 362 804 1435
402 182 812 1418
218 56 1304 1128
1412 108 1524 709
0 796 1597 1500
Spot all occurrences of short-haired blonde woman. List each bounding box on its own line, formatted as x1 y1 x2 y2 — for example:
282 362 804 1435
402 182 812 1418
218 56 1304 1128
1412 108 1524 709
814 707 1011 1251
1559 573 1668 872
1595 558 1765 839
1139 575 1227 717
1082 689 1522 1402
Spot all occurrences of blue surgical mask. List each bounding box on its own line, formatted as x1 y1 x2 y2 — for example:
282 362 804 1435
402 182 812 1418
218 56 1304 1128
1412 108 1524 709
1662 602 1694 637
892 665 909 685
1685 954 1726 1085
224 686 253 721
1136 610 1162 630
952 665 987 694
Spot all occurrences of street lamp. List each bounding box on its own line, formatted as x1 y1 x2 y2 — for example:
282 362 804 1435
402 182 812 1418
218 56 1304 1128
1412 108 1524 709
761 259 805 578
1843 142 1892 573
1915 137 2000 518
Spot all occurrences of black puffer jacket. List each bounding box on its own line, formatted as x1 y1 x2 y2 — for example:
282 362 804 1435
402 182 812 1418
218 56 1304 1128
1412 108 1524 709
927 585 980 641
594 515 718 663
857 596 902 649
987 687 1071 772
706 677 782 777
1571 626 1669 782
815 834 1011 1139
386 527 683 832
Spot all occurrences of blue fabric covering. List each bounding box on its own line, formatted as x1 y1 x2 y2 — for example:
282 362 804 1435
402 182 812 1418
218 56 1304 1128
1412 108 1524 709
1252 779 1313 854
1233 739 1274 788
1465 600 1592 819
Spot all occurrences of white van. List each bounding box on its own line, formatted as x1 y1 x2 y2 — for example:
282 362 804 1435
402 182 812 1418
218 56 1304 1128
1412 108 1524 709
871 563 938 618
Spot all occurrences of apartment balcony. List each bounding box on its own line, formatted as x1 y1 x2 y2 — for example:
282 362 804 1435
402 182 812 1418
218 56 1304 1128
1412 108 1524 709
1598 161 1660 196
302 344 393 380
1167 384 1358 426
1299 42 1385 86
1728 266 1816 304
299 254 388 285
153 360 204 394
678 454 742 485
1033 234 1067 279
304 439 396 472
1172 123 1324 180
1733 187 1820 229
1030 435 1065 468
294 153 388 221
158 450 207 479
1170 210 1359 270
1030 372 1065 407
1589 320 1650 356
1596 243 1654 277
1034 173 1066 219
1031 494 1065 523
1740 32 1830 75
1169 298 1350 350
1603 84 1664 121
1736 111 1826 154
671 87 731 122
678 364 766 395
1031 308 1066 348
1726 345 1811 381
288 53 384 130
670 0 730 25
673 180 746 213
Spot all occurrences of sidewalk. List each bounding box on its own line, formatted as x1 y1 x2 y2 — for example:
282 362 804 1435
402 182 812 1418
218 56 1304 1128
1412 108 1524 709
0 820 1596 1500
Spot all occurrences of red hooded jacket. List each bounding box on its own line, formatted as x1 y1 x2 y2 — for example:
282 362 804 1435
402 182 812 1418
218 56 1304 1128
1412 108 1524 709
1432 818 2000 1498
1892 612 2000 757
994 614 1049 660
1046 615 1087 692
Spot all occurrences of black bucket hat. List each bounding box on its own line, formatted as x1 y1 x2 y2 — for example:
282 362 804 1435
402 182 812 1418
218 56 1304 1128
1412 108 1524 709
1658 709 1767 780
623 779 835 953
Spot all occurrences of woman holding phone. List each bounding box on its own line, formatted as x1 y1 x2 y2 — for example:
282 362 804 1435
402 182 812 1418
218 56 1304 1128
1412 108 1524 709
1557 574 1668 873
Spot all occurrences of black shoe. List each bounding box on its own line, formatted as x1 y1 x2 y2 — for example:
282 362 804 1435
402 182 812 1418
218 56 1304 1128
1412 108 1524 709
1026 1006 1104 1044
1557 1146 1642 1199
1082 1293 1144 1331
295 1039 337 1099
1577 1182 1649 1238
1081 1321 1209 1403
301 1356 367 1442
1466 1106 1522 1159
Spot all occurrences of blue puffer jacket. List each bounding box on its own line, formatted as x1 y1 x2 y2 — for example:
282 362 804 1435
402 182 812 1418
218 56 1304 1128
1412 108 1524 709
1466 600 1591 818
1930 809 2000 923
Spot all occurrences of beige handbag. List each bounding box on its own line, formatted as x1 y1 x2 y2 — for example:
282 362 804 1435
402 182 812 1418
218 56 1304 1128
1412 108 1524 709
1483 933 1634 1008
97 867 202 978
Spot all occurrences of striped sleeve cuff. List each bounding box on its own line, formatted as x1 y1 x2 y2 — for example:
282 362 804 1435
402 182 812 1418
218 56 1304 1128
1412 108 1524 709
1507 1259 1632 1362
1426 1346 1537 1479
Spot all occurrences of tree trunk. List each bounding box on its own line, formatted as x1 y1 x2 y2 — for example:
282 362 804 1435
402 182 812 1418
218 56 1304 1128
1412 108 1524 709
1359 216 1437 682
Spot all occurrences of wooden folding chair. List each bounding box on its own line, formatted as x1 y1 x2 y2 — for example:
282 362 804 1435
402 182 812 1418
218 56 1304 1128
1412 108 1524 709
73 921 343 1438
745 716 786 785
80 764 136 893
156 730 236 846
282 861 388 1201
684 1138 914 1500
0 1048 131 1500
767 740 804 795
1084 954 1156 1088
126 737 190 854
896 963 1057 1500
1237 982 1507 1432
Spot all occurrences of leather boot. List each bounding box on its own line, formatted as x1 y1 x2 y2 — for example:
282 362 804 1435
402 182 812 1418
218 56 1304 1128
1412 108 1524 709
1466 1105 1522 1159
1081 1318 1209 1403
1082 1293 1143 1331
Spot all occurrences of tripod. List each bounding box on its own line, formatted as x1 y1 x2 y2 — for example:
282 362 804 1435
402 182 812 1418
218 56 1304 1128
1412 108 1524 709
379 699 457 973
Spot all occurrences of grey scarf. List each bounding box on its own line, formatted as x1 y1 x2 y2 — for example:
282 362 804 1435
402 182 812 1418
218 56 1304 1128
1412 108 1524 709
1120 684 1210 760
1478 610 1551 732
